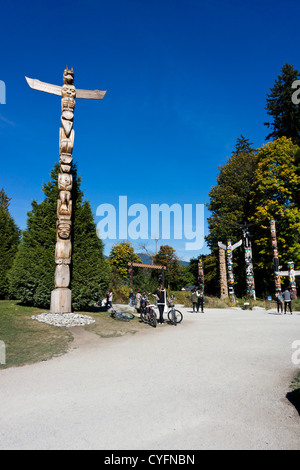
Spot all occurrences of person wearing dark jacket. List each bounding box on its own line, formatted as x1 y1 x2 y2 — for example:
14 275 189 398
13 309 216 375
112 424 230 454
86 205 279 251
153 284 167 324
275 292 283 313
282 289 292 314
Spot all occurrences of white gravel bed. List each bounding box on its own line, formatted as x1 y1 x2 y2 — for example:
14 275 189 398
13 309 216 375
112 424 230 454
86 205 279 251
31 312 95 327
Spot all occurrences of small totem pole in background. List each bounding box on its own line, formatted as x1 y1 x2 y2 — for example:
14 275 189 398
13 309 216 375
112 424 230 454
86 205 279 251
128 262 133 285
241 222 256 300
287 262 298 299
197 257 204 295
270 219 281 293
276 261 299 299
26 67 106 313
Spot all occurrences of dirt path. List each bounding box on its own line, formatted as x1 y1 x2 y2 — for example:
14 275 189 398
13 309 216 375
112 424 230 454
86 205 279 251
1 307 300 450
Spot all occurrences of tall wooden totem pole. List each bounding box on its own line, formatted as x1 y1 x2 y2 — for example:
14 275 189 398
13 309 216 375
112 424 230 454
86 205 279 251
218 246 228 299
26 67 106 313
241 222 256 300
218 240 242 302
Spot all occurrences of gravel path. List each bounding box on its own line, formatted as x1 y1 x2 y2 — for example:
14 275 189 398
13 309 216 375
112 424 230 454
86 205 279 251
1 307 300 450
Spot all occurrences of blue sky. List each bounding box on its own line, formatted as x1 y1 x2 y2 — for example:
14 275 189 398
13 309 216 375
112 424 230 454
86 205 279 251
1 0 300 261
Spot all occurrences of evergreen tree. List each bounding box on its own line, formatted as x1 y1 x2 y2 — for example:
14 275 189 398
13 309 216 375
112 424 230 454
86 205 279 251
206 136 257 296
264 63 300 145
9 164 111 310
0 189 20 298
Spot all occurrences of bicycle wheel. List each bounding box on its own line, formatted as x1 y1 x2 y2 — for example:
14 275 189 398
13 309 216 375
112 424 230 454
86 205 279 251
121 312 135 320
149 309 157 328
140 310 147 323
168 309 183 324
116 314 129 321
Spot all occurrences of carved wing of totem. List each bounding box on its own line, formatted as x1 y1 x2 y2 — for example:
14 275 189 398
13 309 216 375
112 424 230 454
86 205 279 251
25 77 62 96
75 88 107 99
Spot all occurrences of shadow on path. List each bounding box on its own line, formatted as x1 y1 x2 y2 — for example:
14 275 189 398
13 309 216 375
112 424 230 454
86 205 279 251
286 389 300 416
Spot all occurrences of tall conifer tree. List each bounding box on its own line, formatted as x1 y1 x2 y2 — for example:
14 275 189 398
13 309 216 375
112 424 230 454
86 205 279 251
264 63 300 145
9 165 111 310
0 189 20 298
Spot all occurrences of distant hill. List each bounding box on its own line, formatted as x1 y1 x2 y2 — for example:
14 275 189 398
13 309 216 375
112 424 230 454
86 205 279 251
136 253 189 267
105 252 189 266
136 253 153 265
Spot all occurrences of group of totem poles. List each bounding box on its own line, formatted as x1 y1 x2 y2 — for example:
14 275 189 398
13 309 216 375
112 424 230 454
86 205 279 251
218 220 299 302
26 67 106 314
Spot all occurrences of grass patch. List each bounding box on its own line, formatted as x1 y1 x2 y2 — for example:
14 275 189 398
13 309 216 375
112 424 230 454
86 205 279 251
0 300 73 369
85 309 152 338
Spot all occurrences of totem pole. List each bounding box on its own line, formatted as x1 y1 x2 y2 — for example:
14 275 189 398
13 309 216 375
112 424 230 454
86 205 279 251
287 262 298 298
218 246 228 299
197 257 204 295
218 240 242 302
270 219 281 293
241 222 256 300
276 262 300 299
26 67 106 313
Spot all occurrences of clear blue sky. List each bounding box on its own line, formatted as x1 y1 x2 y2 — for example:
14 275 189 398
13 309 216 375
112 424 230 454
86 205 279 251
1 0 300 261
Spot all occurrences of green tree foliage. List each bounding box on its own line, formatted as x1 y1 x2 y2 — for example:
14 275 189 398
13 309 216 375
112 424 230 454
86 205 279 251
9 164 110 310
249 137 300 294
264 63 300 145
179 265 196 288
188 255 219 296
0 189 20 298
206 136 257 296
153 244 181 290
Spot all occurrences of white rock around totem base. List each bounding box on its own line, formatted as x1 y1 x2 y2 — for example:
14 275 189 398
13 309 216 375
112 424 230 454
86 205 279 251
31 312 95 327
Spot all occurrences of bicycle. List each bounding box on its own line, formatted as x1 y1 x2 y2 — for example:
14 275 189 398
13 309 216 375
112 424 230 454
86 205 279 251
109 305 135 322
167 295 183 325
139 294 157 328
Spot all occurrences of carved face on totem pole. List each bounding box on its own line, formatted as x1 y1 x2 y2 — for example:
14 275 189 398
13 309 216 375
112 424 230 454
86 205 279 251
57 220 72 239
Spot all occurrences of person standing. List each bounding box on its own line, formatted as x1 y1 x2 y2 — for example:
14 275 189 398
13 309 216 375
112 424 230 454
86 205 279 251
282 288 293 314
129 289 135 307
191 289 199 312
275 292 283 313
136 290 141 311
107 290 113 309
153 283 167 324
197 289 204 313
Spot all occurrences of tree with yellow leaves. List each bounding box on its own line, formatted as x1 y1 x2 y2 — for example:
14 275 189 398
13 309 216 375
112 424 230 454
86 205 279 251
249 137 300 294
109 241 142 280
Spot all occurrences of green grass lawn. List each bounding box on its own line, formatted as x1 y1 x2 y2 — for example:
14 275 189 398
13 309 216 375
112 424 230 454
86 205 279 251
0 300 73 369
